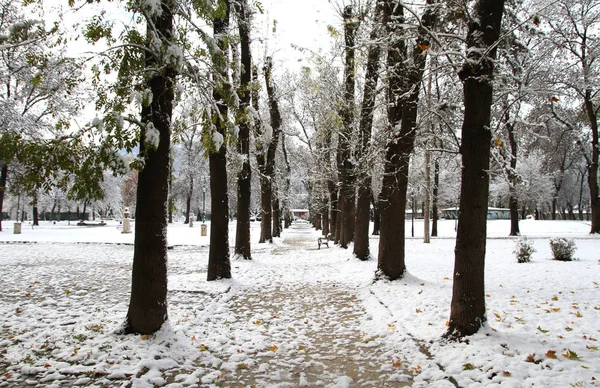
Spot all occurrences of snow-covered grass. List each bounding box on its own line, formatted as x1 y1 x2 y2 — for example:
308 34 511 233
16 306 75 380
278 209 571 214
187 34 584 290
0 218 598 387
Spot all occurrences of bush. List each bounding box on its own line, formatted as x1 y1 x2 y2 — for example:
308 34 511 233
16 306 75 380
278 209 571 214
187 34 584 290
549 238 576 261
514 238 535 263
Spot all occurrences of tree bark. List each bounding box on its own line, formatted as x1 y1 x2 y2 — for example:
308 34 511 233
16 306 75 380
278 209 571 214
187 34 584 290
0 164 7 232
424 150 431 243
125 0 177 334
329 180 338 239
258 57 283 242
234 0 252 259
377 0 436 280
281 131 292 229
354 0 384 260
506 116 520 236
446 0 505 339
371 193 380 235
431 158 439 237
272 183 281 237
185 176 193 224
337 5 358 249
207 1 232 281
584 93 600 233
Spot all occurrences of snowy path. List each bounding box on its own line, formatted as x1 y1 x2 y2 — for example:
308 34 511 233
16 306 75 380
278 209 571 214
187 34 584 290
207 223 414 387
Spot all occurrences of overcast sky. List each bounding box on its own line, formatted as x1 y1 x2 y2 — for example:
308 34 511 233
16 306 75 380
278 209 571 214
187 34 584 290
254 0 340 72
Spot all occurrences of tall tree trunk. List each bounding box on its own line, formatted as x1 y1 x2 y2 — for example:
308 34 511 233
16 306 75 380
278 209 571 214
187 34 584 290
207 1 232 281
432 158 439 237
335 194 343 244
185 176 193 224
377 0 436 280
260 57 283 242
168 152 174 223
506 117 520 236
259 177 273 243
272 187 281 237
125 0 177 335
446 0 505 339
424 150 431 243
313 213 321 229
281 132 292 229
234 0 252 259
329 181 338 239
337 5 358 249
371 193 380 235
32 192 39 226
354 0 383 260
322 198 330 236
0 164 6 231
579 169 586 221
584 93 600 233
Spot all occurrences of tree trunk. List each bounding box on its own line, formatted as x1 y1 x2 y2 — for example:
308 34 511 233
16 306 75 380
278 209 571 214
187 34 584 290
335 194 343 244
377 0 435 280
0 164 6 231
281 131 292 230
509 191 520 235
371 193 380 235
314 213 322 230
207 1 232 281
579 169 586 221
259 177 273 243
234 0 252 259
185 177 193 224
506 118 520 236
424 150 431 243
32 193 39 226
354 0 383 260
337 5 358 249
168 153 174 224
125 0 177 335
446 0 505 339
432 158 439 237
584 93 600 233
329 181 338 239
259 57 283 242
272 187 281 237
322 198 330 236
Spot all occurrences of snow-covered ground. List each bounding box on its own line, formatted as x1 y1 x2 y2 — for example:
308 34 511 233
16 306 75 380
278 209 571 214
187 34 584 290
0 218 598 387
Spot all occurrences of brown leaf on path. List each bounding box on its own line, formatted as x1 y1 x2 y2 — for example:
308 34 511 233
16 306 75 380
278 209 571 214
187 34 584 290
545 350 557 359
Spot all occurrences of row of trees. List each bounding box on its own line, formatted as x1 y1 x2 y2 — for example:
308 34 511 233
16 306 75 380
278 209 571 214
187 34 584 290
1 0 303 334
2 0 599 340
292 0 599 338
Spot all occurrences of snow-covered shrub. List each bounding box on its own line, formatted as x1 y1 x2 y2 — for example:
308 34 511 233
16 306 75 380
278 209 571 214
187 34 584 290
514 238 535 263
549 238 576 261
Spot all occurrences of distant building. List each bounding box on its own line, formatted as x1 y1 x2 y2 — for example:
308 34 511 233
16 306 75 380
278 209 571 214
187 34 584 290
290 209 309 220
441 207 511 220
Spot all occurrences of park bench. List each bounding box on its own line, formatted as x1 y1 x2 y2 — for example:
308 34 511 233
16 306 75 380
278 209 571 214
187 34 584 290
318 235 330 249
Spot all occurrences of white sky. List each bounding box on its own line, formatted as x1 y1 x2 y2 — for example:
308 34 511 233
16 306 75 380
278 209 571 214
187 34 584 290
253 0 340 72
